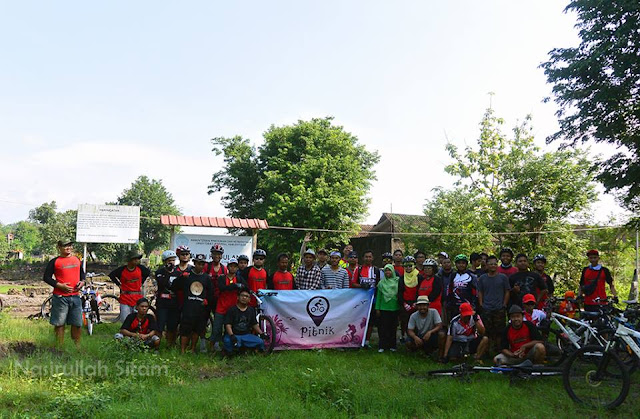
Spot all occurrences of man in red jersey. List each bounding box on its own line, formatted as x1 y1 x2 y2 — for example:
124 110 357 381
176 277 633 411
210 258 247 351
269 253 294 290
247 249 269 306
497 248 518 277
580 249 617 312
346 251 359 285
109 249 151 323
43 239 86 346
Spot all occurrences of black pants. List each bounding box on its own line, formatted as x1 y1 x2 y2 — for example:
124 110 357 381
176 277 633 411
378 310 398 350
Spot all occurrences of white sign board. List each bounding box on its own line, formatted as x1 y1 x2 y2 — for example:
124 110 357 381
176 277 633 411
76 204 140 244
171 234 253 262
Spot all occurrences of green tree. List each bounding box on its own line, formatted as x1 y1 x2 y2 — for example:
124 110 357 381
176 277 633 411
540 0 640 216
28 202 77 255
209 117 379 259
116 176 180 257
11 221 41 255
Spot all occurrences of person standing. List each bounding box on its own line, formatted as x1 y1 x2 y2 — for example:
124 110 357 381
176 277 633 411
397 256 419 343
532 254 554 309
247 249 269 306
352 250 383 348
446 254 478 321
509 254 547 309
321 251 350 289
154 250 181 348
392 249 405 276
295 249 323 290
417 259 443 316
477 255 510 352
43 239 85 347
346 251 359 286
109 249 151 323
268 253 295 290
316 249 329 270
173 254 212 354
580 249 617 312
339 244 353 269
497 248 518 277
211 258 247 351
414 251 426 276
376 265 400 353
469 253 485 277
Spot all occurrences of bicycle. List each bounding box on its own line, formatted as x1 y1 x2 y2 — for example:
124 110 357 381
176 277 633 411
251 290 277 354
41 273 121 324
562 314 640 409
426 358 563 384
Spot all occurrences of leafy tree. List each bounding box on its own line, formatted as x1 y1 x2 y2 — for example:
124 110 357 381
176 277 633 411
116 176 180 257
209 117 380 259
28 202 77 255
28 201 57 225
11 221 41 255
540 0 640 216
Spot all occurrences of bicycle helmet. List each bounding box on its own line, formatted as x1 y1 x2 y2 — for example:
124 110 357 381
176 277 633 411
533 254 547 263
253 249 267 257
382 252 393 259
161 250 177 261
454 254 468 263
499 247 514 257
176 245 191 254
403 256 416 263
237 254 250 262
210 243 225 254
423 258 438 267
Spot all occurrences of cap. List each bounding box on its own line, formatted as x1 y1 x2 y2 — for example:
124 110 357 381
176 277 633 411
317 248 328 255
509 305 524 315
329 251 341 257
227 258 238 265
416 296 430 305
126 249 143 260
348 251 358 258
193 254 207 262
57 239 74 247
303 249 316 257
522 294 536 304
459 302 474 316
586 249 599 256
564 290 576 299
438 251 449 258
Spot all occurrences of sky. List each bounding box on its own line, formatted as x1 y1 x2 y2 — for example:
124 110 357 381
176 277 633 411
0 1 629 228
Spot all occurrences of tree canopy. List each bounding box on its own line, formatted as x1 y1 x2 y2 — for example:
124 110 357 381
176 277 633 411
209 117 379 259
540 0 640 216
116 176 180 257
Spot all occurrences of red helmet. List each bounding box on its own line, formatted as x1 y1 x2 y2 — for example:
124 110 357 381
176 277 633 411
210 243 224 254
176 245 190 254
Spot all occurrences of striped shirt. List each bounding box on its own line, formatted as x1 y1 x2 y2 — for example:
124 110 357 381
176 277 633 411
321 265 350 289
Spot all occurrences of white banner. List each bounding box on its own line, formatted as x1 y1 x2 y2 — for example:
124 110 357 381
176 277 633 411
171 234 253 262
76 204 140 244
260 288 375 350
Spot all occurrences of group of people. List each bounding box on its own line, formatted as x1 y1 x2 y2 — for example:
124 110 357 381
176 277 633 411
44 238 617 365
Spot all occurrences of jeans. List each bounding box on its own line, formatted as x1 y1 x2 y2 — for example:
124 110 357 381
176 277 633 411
223 334 265 352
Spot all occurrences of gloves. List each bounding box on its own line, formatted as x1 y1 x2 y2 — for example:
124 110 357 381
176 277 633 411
230 335 238 346
259 333 268 340
202 299 208 307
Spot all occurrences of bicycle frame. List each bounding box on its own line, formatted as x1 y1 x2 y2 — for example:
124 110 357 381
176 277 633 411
550 312 606 349
607 321 640 358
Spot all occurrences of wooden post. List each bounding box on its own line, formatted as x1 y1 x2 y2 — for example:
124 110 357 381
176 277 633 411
251 229 258 253
83 243 88 274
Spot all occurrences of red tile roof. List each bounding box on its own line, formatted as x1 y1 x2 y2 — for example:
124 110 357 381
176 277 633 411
160 215 269 230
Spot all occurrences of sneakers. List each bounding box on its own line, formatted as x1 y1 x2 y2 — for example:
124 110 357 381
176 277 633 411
390 348 397 352
378 349 385 353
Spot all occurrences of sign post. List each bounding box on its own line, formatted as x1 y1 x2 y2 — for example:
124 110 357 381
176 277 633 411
76 204 141 272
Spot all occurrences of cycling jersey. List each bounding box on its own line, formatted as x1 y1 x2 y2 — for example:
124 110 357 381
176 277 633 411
417 276 443 314
269 271 294 290
154 267 180 309
216 274 247 314
502 321 541 353
580 266 613 306
43 256 85 296
109 265 151 307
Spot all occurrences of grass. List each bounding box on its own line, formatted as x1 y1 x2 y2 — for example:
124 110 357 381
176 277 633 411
0 285 38 294
0 313 638 418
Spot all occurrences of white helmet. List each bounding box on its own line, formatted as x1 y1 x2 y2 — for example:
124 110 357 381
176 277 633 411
162 250 177 261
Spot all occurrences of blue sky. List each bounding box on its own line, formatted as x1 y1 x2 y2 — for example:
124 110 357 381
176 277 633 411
0 1 626 226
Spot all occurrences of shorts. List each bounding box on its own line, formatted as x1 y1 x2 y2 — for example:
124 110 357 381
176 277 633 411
481 309 505 338
448 336 483 358
494 344 542 365
49 295 83 327
180 315 207 336
156 307 180 333
115 333 160 347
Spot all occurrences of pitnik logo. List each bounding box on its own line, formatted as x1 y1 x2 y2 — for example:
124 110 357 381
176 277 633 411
306 296 330 326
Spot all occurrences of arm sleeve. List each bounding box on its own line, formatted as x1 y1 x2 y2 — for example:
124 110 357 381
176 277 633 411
579 267 587 287
43 258 57 287
218 275 238 292
547 276 555 296
80 262 86 282
108 267 124 287
528 322 542 341
604 267 613 285
147 314 158 332
140 265 151 279
429 277 443 303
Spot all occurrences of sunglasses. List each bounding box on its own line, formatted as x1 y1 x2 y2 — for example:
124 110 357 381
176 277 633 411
403 263 414 267
254 257 265 260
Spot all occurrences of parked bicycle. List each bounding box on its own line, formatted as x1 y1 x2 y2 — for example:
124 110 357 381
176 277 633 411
41 273 121 325
426 358 563 385
251 290 277 354
563 313 640 409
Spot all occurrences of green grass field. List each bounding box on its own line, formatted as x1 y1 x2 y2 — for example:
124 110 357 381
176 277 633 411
0 312 638 418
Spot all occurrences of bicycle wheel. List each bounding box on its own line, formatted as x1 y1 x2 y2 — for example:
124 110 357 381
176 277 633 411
563 345 630 409
97 295 121 323
41 296 53 318
427 365 473 378
259 314 276 354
